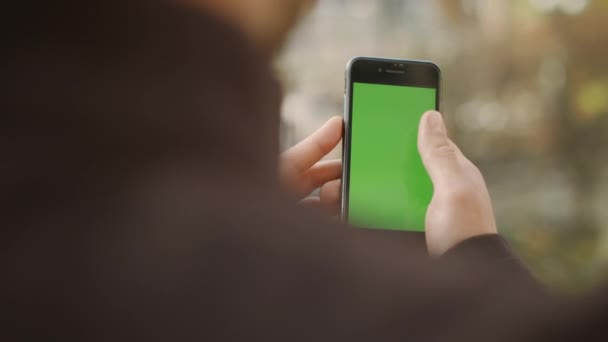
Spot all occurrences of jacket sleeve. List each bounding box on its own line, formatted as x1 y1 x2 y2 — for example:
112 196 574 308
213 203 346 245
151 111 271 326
442 234 540 287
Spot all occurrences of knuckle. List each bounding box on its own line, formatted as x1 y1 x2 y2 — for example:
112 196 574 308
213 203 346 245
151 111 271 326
466 161 484 179
444 185 480 205
432 142 457 158
423 139 457 161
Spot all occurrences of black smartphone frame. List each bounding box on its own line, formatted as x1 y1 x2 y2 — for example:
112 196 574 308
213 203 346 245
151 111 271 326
340 57 442 224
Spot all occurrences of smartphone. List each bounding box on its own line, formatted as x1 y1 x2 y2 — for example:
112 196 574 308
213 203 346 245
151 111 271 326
341 57 441 232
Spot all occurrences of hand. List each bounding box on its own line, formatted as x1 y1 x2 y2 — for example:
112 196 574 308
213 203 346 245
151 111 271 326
279 117 343 214
418 111 498 256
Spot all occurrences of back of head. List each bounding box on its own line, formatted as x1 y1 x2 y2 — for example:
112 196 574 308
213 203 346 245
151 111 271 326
2 1 289 337
2 0 283 214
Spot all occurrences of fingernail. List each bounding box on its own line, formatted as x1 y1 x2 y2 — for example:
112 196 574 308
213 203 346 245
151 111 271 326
426 111 445 134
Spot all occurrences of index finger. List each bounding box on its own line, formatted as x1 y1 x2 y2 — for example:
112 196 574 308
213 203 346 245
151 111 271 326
282 116 343 172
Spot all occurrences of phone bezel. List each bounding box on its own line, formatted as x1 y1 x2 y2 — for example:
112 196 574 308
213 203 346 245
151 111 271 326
341 57 442 225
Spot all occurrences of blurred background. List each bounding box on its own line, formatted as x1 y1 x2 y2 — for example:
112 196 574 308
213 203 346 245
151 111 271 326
277 0 608 291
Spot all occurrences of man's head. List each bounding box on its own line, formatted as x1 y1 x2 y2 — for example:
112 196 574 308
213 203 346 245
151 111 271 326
182 0 317 54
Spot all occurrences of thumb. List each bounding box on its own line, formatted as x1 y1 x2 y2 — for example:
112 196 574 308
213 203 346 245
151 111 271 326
417 111 462 187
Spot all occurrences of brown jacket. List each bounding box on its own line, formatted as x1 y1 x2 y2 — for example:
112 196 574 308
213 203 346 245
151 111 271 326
3 1 605 341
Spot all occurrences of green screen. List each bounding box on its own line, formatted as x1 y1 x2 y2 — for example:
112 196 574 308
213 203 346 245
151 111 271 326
348 82 436 232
